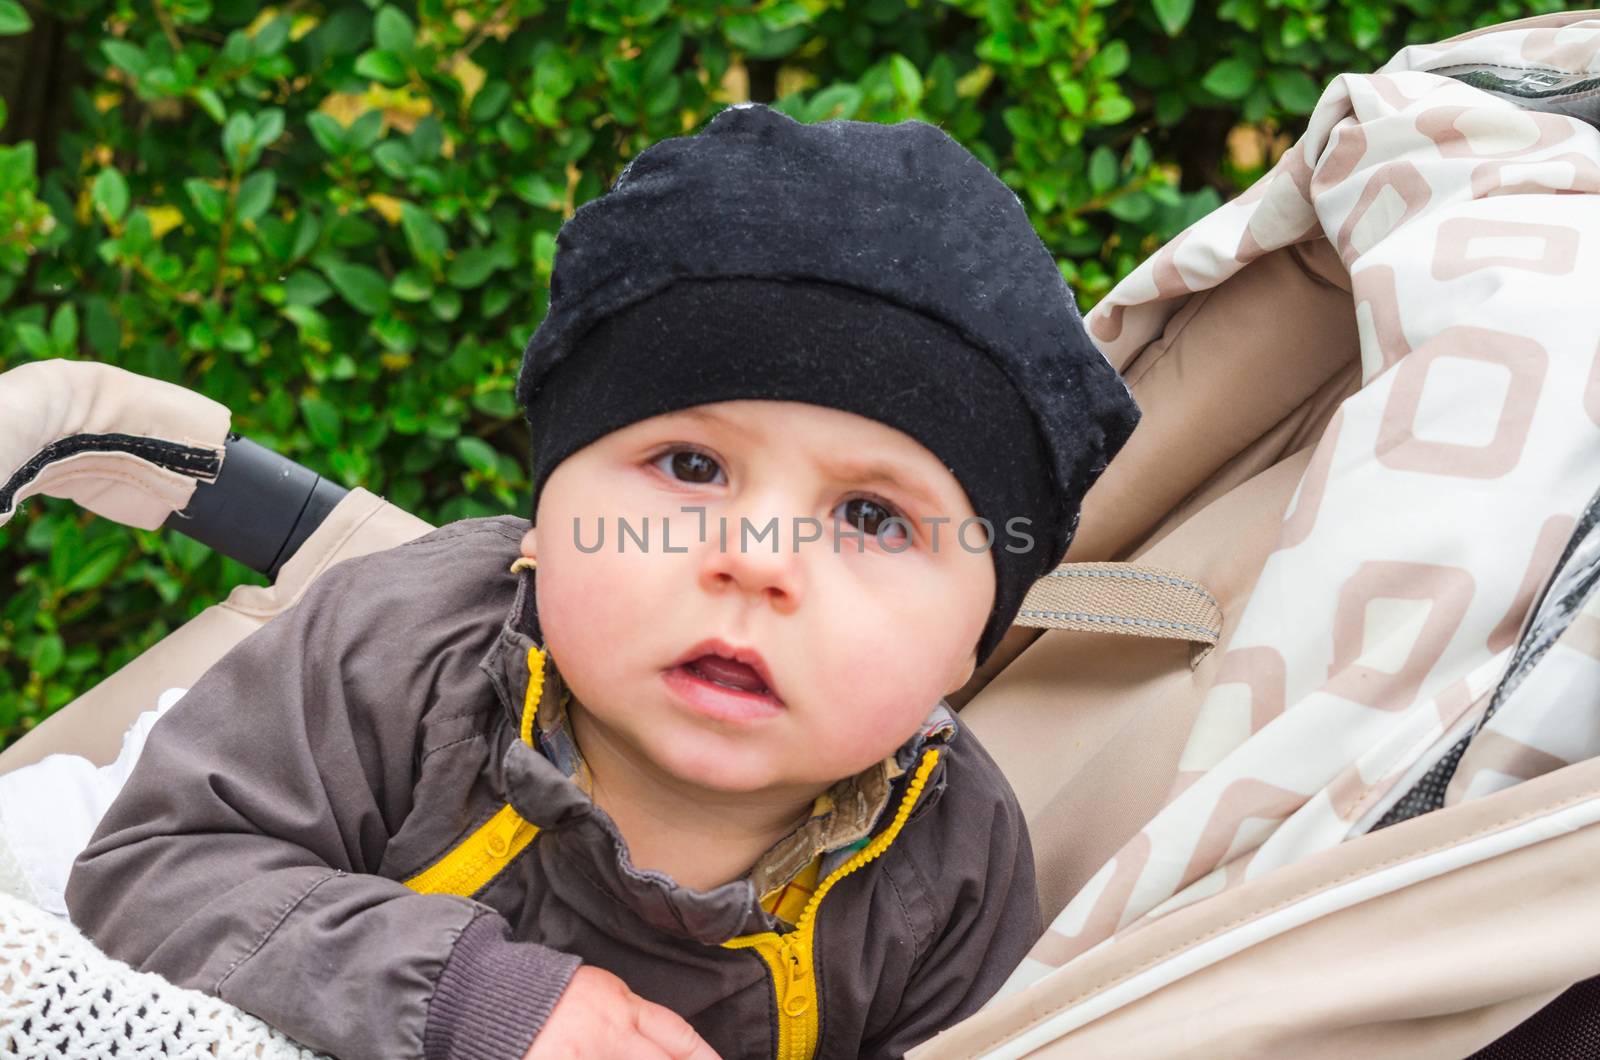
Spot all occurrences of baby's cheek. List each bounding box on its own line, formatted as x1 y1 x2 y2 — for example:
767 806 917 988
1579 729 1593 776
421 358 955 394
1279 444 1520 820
536 559 629 668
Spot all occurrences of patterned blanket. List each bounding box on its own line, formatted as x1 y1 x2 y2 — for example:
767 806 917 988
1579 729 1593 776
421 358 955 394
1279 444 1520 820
1005 15 1600 994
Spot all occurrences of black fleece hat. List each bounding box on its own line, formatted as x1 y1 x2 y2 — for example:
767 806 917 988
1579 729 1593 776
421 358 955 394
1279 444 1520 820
516 103 1139 668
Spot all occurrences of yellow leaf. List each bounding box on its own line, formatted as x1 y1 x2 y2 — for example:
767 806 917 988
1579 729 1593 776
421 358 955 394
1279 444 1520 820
318 92 368 128
366 85 433 134
366 193 406 224
448 54 487 105
718 59 750 104
144 205 184 239
94 90 124 114
955 63 994 99
245 6 280 37
290 14 318 41
776 65 815 98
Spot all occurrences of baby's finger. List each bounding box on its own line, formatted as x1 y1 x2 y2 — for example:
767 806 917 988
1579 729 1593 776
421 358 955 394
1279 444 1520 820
633 998 722 1060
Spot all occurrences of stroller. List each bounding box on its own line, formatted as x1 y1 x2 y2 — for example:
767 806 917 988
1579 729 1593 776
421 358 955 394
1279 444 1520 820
3 9 1600 1058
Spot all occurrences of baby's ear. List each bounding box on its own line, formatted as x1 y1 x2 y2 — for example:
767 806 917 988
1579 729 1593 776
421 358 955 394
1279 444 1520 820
519 526 538 560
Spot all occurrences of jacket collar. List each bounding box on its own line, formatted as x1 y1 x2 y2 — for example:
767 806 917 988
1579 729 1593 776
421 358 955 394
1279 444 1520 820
478 565 956 940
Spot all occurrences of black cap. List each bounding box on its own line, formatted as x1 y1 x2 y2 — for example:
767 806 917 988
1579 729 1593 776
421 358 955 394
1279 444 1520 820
517 103 1140 667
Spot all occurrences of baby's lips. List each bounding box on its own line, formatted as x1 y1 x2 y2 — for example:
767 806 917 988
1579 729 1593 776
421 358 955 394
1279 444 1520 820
687 654 769 693
670 638 785 704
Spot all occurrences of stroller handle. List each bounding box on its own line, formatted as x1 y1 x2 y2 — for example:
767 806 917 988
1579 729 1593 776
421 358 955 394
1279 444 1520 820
0 359 345 578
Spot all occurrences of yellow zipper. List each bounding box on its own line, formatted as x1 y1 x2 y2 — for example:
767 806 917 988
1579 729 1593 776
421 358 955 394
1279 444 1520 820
406 647 547 896
723 747 942 1060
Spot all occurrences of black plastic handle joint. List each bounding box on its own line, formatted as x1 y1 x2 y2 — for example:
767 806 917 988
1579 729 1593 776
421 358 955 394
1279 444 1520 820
163 434 348 580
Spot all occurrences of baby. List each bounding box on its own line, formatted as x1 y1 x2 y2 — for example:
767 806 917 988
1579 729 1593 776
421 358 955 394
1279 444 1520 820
66 104 1138 1060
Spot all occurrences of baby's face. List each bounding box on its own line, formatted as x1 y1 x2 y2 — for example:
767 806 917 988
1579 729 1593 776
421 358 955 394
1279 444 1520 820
526 399 994 800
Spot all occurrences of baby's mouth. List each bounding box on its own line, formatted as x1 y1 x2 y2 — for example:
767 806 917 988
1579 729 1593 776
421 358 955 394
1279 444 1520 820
683 654 770 696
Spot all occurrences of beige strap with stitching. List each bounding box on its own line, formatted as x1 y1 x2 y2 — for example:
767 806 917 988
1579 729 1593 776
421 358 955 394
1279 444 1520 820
1015 562 1223 662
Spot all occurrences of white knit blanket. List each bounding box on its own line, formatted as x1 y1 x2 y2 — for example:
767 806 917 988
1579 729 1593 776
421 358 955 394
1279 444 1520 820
0 888 326 1058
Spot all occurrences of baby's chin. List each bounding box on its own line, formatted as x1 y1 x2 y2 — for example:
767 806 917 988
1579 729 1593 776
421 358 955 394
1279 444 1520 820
645 729 888 801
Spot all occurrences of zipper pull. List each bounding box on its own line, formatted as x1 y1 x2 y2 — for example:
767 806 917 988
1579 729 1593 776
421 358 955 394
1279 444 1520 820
781 934 812 1016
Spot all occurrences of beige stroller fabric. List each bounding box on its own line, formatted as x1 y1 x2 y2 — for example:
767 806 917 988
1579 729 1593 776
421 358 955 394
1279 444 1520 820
911 9 1600 1059
0 359 229 530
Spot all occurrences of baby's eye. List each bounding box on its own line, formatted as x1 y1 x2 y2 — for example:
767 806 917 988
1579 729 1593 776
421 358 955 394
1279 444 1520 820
836 497 910 548
651 447 726 485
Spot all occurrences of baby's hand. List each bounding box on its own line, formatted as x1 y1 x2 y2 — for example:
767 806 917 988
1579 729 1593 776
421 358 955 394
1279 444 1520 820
524 966 722 1060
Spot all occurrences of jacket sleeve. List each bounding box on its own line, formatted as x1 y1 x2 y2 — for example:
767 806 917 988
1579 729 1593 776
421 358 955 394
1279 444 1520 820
861 735 1043 1059
64 530 579 1060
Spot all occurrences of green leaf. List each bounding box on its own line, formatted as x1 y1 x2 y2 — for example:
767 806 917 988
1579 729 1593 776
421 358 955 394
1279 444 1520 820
510 174 564 211
194 87 226 124
1348 6 1384 49
50 303 78 351
446 246 495 289
253 14 291 55
372 141 415 178
1088 146 1118 195
888 55 923 107
374 6 417 54
284 269 333 306
806 84 863 122
0 0 31 35
532 230 557 275
30 633 65 679
723 14 807 59
346 110 385 152
481 284 513 319
1268 69 1322 115
222 112 255 166
322 261 391 315
1090 41 1130 80
219 321 254 353
63 542 127 593
371 314 416 353
391 268 434 302
758 0 811 30
14 322 50 357
92 168 130 224
300 395 343 446
355 49 408 85
497 113 532 151
429 287 462 322
1151 0 1193 36
101 40 148 77
472 389 517 419
410 116 444 159
1090 95 1135 125
235 170 277 222
185 178 225 225
470 80 512 123
85 298 120 355
639 28 683 87
254 108 286 148
455 436 499 475
1107 191 1154 222
400 203 448 269
1201 57 1255 101
306 112 347 154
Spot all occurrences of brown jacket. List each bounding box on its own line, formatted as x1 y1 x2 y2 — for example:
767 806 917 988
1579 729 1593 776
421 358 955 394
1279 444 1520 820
66 517 1040 1060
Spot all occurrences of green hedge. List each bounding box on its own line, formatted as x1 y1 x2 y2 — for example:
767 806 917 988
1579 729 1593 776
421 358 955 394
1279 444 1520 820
0 0 1560 748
